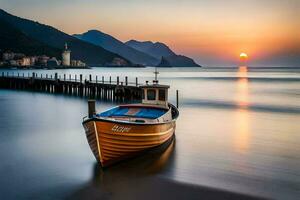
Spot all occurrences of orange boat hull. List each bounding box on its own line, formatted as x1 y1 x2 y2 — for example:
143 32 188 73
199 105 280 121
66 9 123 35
83 119 176 167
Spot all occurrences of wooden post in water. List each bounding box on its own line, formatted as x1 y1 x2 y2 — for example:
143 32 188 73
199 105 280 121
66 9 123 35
109 76 111 83
136 77 138 86
96 76 98 83
80 74 83 83
117 76 119 85
64 74 66 81
55 73 58 81
89 74 92 82
75 75 77 82
69 74 71 80
32 72 35 80
102 76 104 83
88 100 96 118
125 76 128 86
176 90 179 109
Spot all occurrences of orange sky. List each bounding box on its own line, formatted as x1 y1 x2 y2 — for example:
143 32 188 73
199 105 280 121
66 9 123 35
1 0 299 66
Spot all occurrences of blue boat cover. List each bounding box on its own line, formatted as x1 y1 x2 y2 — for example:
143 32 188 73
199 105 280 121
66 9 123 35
97 106 166 119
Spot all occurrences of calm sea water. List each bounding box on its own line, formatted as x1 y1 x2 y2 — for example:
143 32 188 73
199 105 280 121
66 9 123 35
0 67 299 199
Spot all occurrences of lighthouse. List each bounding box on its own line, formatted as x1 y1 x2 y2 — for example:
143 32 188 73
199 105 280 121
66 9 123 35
62 43 71 66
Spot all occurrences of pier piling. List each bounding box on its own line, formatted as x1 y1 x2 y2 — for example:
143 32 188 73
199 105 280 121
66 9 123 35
88 100 96 118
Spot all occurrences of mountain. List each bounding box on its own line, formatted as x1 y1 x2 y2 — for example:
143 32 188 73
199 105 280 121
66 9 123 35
0 9 130 66
74 30 159 66
0 19 60 58
157 55 200 67
125 40 175 59
126 40 201 67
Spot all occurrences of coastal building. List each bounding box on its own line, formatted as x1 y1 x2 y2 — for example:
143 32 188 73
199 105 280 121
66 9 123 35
62 43 71 66
37 55 50 66
109 57 128 66
18 57 31 66
3 52 25 61
30 57 36 66
3 52 15 61
71 60 86 67
1 51 57 67
9 60 17 66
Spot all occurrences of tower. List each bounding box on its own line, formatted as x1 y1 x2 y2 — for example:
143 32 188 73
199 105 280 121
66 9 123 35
62 43 71 66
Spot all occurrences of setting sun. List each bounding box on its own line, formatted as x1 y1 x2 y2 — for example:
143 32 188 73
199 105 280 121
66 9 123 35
240 53 248 61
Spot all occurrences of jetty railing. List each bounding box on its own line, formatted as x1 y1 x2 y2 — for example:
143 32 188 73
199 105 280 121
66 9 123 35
0 72 143 102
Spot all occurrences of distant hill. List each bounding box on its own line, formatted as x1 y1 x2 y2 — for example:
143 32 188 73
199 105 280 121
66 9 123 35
0 19 60 58
0 9 130 66
157 55 201 67
125 40 175 59
126 40 201 67
74 30 159 66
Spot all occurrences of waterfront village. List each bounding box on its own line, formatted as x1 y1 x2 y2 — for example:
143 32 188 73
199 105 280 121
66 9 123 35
0 43 87 69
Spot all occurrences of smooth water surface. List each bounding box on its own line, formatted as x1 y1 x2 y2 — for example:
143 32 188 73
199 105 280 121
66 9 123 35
0 67 299 199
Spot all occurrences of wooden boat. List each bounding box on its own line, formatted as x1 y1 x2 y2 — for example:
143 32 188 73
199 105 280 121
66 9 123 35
82 80 179 167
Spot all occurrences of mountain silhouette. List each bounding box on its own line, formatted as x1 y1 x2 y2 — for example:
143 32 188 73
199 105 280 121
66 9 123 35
0 9 130 66
74 30 159 66
0 19 60 58
157 55 201 67
126 40 200 67
126 40 175 59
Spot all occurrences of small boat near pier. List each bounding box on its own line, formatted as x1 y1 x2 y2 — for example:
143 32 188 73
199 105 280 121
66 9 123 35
82 79 179 167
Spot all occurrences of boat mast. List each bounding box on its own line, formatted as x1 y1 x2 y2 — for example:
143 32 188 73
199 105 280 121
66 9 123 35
154 67 159 83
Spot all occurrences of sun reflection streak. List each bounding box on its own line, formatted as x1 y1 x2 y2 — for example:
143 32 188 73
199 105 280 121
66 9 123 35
236 66 249 108
234 109 250 153
234 66 251 154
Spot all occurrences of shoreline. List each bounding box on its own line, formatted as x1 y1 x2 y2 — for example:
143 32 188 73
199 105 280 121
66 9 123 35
0 66 91 70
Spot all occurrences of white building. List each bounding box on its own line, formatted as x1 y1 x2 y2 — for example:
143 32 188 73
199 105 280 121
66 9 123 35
3 52 15 61
18 57 31 66
71 60 86 67
62 43 71 66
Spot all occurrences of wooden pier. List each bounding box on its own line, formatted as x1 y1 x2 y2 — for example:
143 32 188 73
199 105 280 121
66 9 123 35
0 72 142 102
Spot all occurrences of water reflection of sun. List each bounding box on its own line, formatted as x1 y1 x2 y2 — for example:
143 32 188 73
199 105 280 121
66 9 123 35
234 66 251 153
236 66 249 108
235 109 250 153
